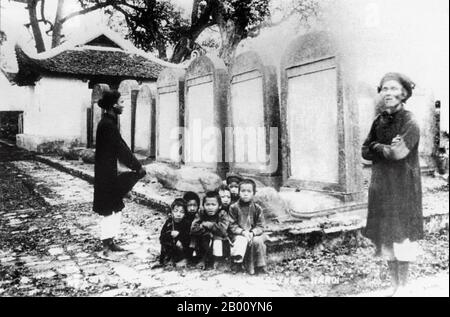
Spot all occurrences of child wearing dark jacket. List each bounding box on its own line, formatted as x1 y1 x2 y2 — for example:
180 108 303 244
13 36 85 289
183 192 201 225
158 198 191 267
190 191 229 269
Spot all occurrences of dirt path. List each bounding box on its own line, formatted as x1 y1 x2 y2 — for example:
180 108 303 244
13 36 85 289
1 160 299 297
0 143 448 297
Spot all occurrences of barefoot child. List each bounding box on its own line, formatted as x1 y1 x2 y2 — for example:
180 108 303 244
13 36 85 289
228 179 267 275
190 191 229 269
159 198 191 267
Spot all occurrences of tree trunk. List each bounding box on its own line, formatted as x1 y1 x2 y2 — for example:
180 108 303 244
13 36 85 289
51 0 65 48
169 0 215 64
28 0 46 53
218 20 244 66
170 37 195 64
156 39 167 61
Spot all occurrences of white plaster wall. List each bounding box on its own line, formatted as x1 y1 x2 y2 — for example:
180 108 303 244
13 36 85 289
23 77 91 142
0 73 32 112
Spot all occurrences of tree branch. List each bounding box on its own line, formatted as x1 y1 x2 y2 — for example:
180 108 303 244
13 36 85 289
118 1 144 13
59 1 114 24
40 0 46 22
27 0 46 52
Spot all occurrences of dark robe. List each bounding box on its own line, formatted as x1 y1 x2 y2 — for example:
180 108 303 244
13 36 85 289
362 107 423 251
93 113 142 216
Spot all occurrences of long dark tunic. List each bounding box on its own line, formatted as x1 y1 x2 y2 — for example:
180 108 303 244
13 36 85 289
93 113 142 216
362 108 423 250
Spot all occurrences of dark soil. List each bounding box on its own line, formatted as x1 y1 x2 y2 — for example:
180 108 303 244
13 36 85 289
0 162 48 211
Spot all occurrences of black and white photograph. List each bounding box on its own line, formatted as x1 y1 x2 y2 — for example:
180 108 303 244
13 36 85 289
0 0 448 299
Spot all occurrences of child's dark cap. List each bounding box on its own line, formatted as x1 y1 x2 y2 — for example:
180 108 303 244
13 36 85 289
226 174 243 184
183 191 200 206
171 198 187 211
202 191 222 206
216 184 231 192
239 178 257 193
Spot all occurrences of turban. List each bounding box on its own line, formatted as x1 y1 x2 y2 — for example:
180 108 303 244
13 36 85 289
377 72 415 102
226 174 243 185
98 90 121 110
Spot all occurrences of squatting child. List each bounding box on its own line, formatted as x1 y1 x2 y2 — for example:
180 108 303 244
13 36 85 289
190 191 229 269
158 198 191 267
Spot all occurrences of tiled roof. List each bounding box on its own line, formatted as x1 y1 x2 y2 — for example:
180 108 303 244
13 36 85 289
12 45 166 86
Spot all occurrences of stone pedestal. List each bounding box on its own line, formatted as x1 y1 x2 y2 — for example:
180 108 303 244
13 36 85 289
16 134 81 153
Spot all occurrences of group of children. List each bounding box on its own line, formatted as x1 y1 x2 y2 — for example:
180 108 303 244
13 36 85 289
157 175 268 275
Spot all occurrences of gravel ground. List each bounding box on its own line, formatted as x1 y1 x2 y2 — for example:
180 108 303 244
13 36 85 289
0 143 448 297
267 228 448 296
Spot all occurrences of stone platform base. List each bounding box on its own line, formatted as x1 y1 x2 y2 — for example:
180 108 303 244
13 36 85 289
30 154 450 258
16 134 82 154
279 188 368 219
228 171 283 190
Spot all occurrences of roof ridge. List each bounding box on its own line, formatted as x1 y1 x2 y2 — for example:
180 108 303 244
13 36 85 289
0 66 17 84
128 47 187 69
11 44 167 85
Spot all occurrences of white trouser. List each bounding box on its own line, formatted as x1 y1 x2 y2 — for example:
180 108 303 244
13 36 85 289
100 212 122 240
381 239 421 262
230 235 248 263
213 239 223 257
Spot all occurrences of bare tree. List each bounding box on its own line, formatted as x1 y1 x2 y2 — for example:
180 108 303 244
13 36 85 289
21 0 319 64
23 0 114 52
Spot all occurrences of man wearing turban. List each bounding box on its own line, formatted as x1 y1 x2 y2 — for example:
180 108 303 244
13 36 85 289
362 73 423 296
93 90 147 256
